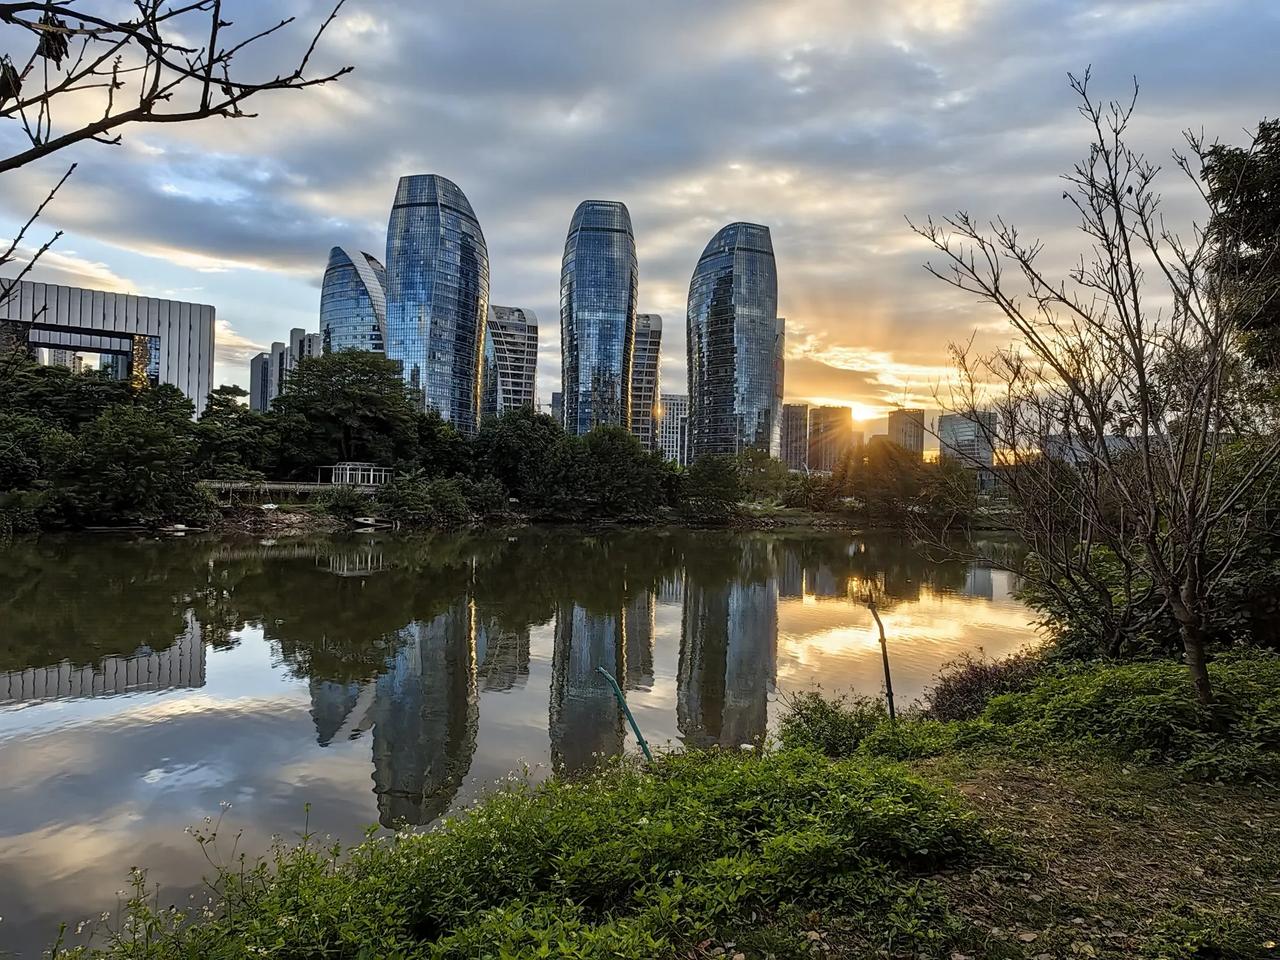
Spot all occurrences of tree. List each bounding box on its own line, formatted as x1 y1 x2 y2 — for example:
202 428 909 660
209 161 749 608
915 73 1280 705
735 447 790 500
473 407 565 501
1202 119 1280 372
1 1 352 325
194 384 269 479
683 454 745 521
269 352 423 477
0 1 351 174
579 426 668 519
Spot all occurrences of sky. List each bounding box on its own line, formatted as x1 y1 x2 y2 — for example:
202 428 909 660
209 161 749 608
2 0 1277 430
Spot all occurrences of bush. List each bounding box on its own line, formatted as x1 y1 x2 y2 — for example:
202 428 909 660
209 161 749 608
65 750 985 959
925 649 1046 720
778 692 891 755
316 484 367 519
779 693 959 761
781 652 1280 781
376 474 472 527
981 652 1280 780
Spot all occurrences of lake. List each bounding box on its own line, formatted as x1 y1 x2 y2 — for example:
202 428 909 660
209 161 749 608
0 528 1034 956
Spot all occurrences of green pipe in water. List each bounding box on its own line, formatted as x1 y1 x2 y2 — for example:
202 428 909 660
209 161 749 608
596 666 654 762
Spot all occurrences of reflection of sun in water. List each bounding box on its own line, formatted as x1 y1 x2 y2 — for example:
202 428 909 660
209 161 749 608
773 585 1040 705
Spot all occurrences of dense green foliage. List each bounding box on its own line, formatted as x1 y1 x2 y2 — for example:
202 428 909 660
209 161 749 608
60 750 983 959
4 350 987 533
0 357 216 533
781 651 1280 782
1204 118 1280 372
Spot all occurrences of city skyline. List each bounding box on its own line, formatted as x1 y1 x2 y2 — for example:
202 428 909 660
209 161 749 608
2 1 1273 424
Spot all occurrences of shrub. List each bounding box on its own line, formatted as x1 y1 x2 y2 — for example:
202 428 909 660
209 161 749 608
925 649 1046 721
780 693 960 762
375 474 472 527
778 691 890 755
980 651 1280 780
316 484 367 519
65 750 986 959
781 652 1280 781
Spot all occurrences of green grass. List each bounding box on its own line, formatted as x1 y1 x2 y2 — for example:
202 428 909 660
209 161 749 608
60 750 985 959
781 651 1280 782
58 655 1280 959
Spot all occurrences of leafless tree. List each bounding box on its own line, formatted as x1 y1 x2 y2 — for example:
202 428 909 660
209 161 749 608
913 71 1280 706
0 0 352 322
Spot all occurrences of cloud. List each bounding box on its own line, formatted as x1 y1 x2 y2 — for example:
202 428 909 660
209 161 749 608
1 0 1275 404
215 318 267 367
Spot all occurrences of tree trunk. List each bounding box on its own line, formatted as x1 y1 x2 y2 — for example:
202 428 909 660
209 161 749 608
1177 615 1215 708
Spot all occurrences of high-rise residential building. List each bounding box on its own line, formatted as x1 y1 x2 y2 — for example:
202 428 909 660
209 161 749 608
630 313 662 450
385 174 490 435
249 352 271 412
656 393 690 466
320 246 387 354
560 200 638 435
291 327 323 362
808 405 854 472
0 278 215 414
940 410 998 494
888 408 925 458
938 411 996 468
781 403 809 470
45 348 88 373
687 222 783 460
250 328 322 411
481 305 539 418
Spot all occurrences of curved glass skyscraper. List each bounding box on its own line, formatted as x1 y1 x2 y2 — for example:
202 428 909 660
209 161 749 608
319 246 387 354
560 200 638 434
686 222 783 458
385 175 489 434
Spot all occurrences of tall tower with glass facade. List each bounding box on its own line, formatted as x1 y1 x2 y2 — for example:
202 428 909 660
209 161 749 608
686 222 782 459
560 200 638 435
319 246 387 354
630 313 662 450
385 174 490 434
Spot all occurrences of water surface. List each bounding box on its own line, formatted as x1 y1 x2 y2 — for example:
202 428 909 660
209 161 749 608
0 528 1033 956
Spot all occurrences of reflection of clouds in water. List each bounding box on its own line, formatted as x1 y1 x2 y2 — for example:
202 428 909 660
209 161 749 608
0 531 1041 958
774 588 1039 704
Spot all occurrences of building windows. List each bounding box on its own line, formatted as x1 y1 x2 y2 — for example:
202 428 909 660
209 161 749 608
560 201 638 436
385 175 490 435
686 223 782 460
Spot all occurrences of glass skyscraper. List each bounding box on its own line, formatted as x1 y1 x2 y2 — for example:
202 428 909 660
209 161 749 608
319 246 387 354
385 174 490 434
686 222 783 459
560 200 638 435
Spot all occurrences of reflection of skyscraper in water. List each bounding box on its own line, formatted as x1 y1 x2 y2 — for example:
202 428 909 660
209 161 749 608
474 614 531 692
677 574 777 749
304 603 478 827
658 572 684 605
0 613 205 704
623 592 655 691
309 678 376 745
962 565 995 600
808 564 844 600
549 604 624 774
335 600 474 829
777 548 804 599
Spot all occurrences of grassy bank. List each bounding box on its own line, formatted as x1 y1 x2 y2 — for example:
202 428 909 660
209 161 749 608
58 655 1279 960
